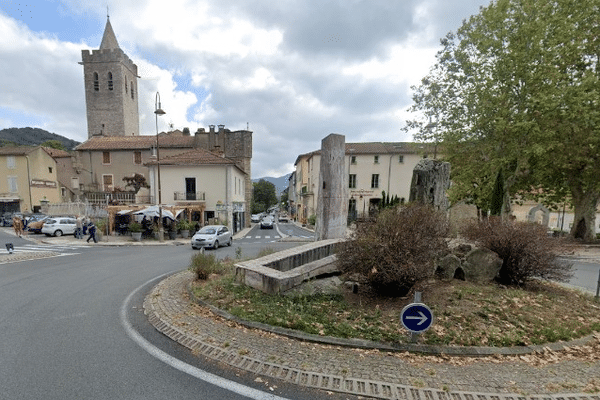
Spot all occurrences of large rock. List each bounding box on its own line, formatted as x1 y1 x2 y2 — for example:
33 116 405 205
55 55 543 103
461 248 502 284
435 254 462 281
409 159 451 211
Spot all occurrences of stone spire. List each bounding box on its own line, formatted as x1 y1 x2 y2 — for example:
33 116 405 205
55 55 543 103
99 17 120 50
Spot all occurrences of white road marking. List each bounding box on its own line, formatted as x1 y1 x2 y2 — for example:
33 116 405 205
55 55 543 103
120 274 290 400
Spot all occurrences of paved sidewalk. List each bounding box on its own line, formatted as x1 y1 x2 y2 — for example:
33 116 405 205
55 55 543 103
144 270 600 400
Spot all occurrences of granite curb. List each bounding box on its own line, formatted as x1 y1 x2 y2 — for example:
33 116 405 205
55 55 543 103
144 270 600 399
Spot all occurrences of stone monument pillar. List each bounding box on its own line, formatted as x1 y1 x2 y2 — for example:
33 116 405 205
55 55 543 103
409 158 451 211
316 134 348 240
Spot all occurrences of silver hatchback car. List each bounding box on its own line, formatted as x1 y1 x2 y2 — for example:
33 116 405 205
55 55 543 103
41 217 77 237
191 225 232 249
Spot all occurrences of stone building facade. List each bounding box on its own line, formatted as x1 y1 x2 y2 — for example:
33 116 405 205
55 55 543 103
71 18 253 228
79 18 139 138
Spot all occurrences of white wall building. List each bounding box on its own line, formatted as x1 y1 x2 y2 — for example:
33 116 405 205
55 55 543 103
293 142 431 223
147 148 247 233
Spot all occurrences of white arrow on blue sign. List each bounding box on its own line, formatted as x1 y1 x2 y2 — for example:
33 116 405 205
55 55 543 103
400 302 434 333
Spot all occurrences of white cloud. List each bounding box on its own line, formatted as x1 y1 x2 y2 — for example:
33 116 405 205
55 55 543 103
0 0 491 177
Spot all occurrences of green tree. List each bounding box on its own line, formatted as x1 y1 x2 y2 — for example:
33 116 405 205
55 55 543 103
122 173 150 193
280 189 289 208
41 140 66 150
407 0 600 240
252 179 277 213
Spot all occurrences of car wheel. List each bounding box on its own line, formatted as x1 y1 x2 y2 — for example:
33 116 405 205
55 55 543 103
227 238 232 246
213 240 219 249
54 230 63 237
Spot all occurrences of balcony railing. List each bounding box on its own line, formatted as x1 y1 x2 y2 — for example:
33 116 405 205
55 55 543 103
84 191 137 204
174 192 206 201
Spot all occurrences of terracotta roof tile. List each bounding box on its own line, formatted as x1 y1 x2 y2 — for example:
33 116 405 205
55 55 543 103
145 148 238 167
42 147 72 158
75 134 195 151
294 142 435 165
0 146 33 156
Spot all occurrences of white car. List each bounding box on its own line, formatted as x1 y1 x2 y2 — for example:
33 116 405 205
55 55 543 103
41 217 77 237
260 216 274 229
191 225 232 249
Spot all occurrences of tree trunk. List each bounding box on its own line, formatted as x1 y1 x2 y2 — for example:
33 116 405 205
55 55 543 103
569 187 599 242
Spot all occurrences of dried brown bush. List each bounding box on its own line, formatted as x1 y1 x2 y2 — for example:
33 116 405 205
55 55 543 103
461 218 573 286
337 204 449 296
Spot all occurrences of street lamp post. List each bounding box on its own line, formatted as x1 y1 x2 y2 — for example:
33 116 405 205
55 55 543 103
155 92 166 241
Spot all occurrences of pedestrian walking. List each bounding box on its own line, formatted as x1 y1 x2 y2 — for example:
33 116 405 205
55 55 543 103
75 216 83 239
86 221 97 243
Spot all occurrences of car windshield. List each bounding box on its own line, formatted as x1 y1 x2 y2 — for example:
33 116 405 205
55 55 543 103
198 227 216 234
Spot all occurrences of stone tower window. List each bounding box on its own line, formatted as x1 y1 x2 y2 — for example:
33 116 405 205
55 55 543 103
108 72 113 91
125 80 128 93
93 72 99 91
130 81 134 100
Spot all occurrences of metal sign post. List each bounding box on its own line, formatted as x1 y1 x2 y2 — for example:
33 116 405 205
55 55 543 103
401 291 434 343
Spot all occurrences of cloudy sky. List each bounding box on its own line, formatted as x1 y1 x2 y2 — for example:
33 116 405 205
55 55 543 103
0 0 489 178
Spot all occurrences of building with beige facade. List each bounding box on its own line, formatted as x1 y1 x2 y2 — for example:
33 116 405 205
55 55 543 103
71 19 254 229
146 148 247 233
0 146 61 214
292 142 430 223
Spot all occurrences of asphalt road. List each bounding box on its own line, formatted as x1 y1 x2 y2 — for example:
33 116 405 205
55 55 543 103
0 229 356 400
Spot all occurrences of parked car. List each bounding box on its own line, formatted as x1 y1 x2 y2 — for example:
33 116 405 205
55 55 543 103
278 213 289 223
191 225 232 249
41 217 77 237
1 212 23 227
260 216 274 229
27 216 51 233
251 214 261 223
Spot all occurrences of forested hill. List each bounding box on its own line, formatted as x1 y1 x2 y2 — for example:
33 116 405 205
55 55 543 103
0 127 80 150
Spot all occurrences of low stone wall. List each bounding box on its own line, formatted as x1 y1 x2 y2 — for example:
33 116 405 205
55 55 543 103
234 238 344 294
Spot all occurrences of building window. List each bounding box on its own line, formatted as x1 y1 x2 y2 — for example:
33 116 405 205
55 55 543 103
134 151 142 165
102 174 114 192
71 177 79 189
7 156 15 169
48 167 53 174
108 72 113 90
349 174 357 189
8 176 18 193
93 72 99 91
102 151 111 165
374 155 379 164
398 155 404 163
61 187 67 197
351 155 357 164
125 80 128 93
131 81 134 100
371 174 379 189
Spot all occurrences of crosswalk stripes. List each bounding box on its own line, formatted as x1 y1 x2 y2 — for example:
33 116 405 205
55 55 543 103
9 243 90 255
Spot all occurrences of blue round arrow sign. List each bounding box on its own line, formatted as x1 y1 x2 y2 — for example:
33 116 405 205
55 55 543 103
400 303 433 333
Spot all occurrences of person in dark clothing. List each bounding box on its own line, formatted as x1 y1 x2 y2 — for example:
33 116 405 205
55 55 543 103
86 221 97 243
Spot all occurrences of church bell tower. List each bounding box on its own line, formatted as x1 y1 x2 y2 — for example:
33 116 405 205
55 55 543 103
80 17 140 138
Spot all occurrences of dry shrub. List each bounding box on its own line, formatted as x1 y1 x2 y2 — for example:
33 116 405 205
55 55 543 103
338 204 449 296
188 252 233 280
461 218 573 286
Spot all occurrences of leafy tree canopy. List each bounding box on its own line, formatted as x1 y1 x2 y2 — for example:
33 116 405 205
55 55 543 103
252 179 277 213
41 140 66 150
122 173 150 194
407 0 600 240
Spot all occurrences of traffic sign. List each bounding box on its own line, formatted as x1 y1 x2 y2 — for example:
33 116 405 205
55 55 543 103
400 303 433 333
